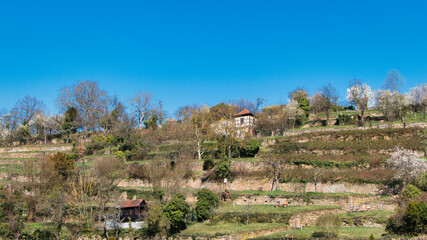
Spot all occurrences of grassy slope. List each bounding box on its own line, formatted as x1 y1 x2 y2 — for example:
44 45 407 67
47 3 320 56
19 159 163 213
179 223 284 237
253 226 386 239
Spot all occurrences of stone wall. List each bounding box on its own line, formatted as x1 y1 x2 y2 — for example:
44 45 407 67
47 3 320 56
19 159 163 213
118 178 380 195
233 195 396 211
289 209 342 228
0 145 72 153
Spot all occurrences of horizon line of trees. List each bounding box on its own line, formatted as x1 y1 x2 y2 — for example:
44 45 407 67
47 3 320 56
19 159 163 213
0 69 426 146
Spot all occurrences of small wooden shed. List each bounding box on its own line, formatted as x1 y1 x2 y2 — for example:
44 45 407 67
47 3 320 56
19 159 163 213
118 199 147 221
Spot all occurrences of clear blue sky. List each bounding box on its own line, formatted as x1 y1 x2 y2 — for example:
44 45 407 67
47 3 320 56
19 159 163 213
1 0 426 117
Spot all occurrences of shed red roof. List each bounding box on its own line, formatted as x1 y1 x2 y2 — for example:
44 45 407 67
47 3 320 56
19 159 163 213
119 199 146 208
233 109 253 117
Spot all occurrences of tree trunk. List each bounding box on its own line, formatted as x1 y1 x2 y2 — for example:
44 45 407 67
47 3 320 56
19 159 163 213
197 139 202 160
275 174 280 190
270 179 275 191
313 168 317 192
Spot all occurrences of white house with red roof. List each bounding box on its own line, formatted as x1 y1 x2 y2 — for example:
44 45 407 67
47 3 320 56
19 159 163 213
233 109 255 138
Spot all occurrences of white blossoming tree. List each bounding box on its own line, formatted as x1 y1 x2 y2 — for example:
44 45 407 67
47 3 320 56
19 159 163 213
387 147 427 185
346 80 373 121
406 83 427 121
283 100 305 129
375 90 407 122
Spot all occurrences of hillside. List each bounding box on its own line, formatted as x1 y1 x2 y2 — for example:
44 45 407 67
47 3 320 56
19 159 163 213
0 121 425 239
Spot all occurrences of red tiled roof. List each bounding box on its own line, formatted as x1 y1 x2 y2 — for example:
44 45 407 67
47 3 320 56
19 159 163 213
233 109 253 117
119 199 146 208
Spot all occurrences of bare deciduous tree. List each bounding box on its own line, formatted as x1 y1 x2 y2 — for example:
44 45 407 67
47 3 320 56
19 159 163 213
263 154 289 191
129 91 155 128
383 69 405 92
57 81 110 131
13 96 45 125
230 97 265 114
318 83 339 121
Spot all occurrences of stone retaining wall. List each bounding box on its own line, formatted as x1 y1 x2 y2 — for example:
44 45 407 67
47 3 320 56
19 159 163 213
0 145 72 153
289 209 342 228
118 178 380 194
234 195 396 211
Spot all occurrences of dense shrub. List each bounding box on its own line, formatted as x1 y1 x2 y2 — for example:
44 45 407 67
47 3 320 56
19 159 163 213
118 142 152 160
402 184 421 200
203 159 215 171
216 158 231 179
114 150 125 159
164 193 190 233
239 139 261 157
336 114 358 125
127 163 148 179
387 201 427 236
195 189 219 222
85 141 105 155
415 172 427 191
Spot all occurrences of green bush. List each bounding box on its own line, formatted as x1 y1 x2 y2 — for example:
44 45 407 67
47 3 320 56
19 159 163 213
337 114 358 125
195 189 219 221
216 158 231 179
386 201 427 236
403 201 427 236
239 139 261 157
115 150 125 160
203 159 215 171
164 193 190 233
415 172 427 191
402 184 421 200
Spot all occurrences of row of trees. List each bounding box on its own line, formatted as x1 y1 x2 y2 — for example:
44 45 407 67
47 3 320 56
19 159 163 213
1 70 426 146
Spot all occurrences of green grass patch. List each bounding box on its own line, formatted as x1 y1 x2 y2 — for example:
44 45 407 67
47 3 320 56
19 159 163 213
253 226 386 239
179 223 284 237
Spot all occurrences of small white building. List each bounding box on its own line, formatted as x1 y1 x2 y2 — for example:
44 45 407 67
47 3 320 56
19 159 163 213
233 109 255 138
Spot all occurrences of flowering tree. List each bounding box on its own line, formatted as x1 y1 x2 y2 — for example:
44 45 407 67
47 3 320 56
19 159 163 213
346 80 373 120
387 147 427 185
283 100 305 129
406 83 427 121
375 90 407 121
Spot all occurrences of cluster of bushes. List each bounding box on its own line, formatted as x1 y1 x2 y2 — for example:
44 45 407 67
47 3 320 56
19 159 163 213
336 114 358 125
143 189 219 237
195 189 219 221
386 185 427 236
83 134 155 161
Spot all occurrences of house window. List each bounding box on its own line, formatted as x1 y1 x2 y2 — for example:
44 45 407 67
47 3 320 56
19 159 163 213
240 118 244 124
